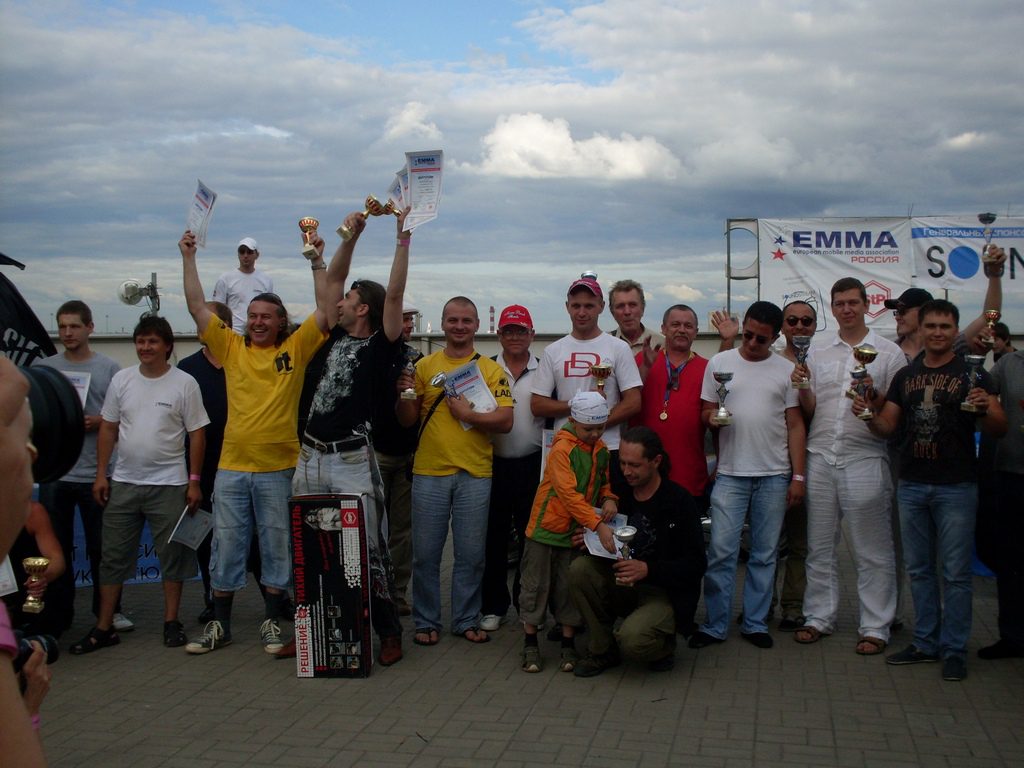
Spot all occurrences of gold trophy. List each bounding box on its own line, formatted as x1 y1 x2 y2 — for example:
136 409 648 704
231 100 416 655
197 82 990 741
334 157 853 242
961 355 988 414
711 371 733 426
590 362 613 395
845 344 878 399
792 335 812 389
982 309 1001 347
613 526 637 587
298 217 320 260
337 195 401 241
22 557 49 614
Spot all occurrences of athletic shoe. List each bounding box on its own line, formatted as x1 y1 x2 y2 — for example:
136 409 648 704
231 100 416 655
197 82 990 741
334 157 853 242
480 614 505 632
260 618 284 654
573 650 621 678
163 620 187 648
741 631 774 649
942 656 967 681
112 612 135 632
688 631 725 649
886 644 939 665
186 621 231 654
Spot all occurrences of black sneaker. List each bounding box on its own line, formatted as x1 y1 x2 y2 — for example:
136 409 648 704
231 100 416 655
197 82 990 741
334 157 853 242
573 650 621 678
942 656 967 681
688 631 725 649
741 631 774 649
886 644 939 665
163 620 187 648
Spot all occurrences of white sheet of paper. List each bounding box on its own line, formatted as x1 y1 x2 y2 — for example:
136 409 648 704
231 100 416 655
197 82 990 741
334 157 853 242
58 370 91 408
404 150 443 231
0 556 17 597
186 179 218 247
584 513 628 559
168 506 213 550
443 359 498 431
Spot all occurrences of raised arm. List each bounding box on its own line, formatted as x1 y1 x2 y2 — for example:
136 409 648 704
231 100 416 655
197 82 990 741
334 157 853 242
314 212 366 333
382 208 412 342
962 245 1005 346
179 230 213 334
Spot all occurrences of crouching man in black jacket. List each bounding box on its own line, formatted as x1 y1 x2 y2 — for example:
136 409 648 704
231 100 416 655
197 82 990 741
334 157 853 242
569 426 707 677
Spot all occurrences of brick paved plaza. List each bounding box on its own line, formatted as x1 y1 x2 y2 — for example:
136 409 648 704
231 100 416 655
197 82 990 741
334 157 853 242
42 542 1023 768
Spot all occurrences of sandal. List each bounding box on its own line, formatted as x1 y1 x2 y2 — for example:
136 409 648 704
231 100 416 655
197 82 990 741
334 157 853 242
855 636 887 655
69 626 120 655
413 628 439 646
458 626 490 644
793 626 823 644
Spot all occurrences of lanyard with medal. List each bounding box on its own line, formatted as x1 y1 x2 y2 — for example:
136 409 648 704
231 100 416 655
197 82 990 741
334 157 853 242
660 351 694 421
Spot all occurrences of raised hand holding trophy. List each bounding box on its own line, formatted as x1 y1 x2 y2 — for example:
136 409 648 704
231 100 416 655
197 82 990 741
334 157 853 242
960 355 988 414
711 371 733 426
298 217 320 260
792 335 812 389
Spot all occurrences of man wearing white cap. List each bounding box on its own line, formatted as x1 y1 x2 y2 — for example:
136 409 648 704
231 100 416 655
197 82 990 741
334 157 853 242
213 237 274 333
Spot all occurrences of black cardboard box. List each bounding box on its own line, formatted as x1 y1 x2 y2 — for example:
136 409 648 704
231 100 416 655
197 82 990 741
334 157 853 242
289 493 373 678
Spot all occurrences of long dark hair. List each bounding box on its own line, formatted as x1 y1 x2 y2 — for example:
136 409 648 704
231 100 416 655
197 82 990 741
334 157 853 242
620 426 671 478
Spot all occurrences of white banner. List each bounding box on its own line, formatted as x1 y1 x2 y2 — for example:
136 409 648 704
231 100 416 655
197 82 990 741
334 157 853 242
910 216 1024 290
758 218 912 335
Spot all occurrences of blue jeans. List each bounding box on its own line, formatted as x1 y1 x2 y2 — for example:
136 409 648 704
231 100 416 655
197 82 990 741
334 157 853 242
700 473 789 638
411 471 491 634
897 480 976 661
211 468 294 592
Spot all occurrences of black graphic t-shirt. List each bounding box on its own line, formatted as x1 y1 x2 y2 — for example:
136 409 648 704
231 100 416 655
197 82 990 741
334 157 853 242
886 356 994 484
298 326 399 442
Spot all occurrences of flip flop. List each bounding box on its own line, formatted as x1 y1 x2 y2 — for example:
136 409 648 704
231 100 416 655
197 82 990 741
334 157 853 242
793 626 823 644
458 626 490 644
413 628 439 646
855 636 887 655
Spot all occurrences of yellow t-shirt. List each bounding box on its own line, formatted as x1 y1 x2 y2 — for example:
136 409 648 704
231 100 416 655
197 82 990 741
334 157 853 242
201 314 328 472
412 351 513 478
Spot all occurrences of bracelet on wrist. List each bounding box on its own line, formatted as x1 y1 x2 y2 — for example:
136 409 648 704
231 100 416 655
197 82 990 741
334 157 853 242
31 713 41 732
792 474 806 482
397 237 411 247
311 263 326 271
189 474 201 482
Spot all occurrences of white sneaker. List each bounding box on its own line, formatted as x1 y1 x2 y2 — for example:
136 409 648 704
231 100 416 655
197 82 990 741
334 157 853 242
260 618 284 654
112 613 135 632
480 614 505 632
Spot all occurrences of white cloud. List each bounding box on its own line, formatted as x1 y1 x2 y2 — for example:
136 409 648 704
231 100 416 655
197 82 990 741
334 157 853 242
660 283 704 302
385 102 443 143
471 113 681 179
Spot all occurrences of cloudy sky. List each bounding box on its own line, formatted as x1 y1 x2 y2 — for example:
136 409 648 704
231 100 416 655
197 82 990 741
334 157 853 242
2 0 1022 336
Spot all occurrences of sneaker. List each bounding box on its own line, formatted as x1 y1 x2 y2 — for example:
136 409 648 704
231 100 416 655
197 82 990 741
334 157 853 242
260 618 284 654
186 621 231 654
688 631 725 649
522 645 542 673
112 612 135 632
741 631 774 649
573 650 621 678
480 614 505 632
163 620 187 648
942 656 967 681
886 644 939 665
977 639 1024 660
559 646 579 673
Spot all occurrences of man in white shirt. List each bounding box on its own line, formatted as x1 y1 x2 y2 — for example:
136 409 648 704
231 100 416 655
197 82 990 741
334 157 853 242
212 237 274 333
793 278 906 654
690 301 806 650
531 275 642 496
69 316 209 655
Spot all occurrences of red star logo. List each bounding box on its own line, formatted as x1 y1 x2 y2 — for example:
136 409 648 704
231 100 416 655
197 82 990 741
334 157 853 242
772 249 786 260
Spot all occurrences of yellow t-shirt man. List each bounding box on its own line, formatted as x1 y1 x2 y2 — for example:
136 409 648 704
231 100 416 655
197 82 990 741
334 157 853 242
201 315 328 472
412 351 513 477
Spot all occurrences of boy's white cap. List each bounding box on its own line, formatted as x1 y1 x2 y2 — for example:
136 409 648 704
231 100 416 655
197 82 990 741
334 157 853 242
569 391 609 424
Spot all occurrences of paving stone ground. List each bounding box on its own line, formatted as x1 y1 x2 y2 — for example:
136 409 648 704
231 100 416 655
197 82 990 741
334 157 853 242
42 537 1023 768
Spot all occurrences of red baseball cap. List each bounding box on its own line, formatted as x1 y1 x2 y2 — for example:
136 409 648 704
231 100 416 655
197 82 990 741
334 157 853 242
567 277 603 299
498 304 534 331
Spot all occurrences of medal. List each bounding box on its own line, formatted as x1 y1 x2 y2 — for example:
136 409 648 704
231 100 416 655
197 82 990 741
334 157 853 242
659 411 668 421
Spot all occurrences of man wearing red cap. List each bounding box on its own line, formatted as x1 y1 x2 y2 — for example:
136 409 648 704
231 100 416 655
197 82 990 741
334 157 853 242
531 276 643 497
480 305 544 632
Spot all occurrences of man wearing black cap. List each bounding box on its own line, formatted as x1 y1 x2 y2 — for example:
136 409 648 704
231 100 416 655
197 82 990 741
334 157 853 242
531 275 643 497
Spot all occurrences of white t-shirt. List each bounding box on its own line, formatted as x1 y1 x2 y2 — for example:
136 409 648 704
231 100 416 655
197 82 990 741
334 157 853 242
212 269 274 332
806 329 906 465
491 352 543 459
101 366 210 485
531 332 642 450
700 348 798 476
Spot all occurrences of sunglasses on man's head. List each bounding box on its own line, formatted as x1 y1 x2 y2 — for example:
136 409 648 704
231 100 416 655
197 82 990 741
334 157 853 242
785 316 815 327
743 330 770 345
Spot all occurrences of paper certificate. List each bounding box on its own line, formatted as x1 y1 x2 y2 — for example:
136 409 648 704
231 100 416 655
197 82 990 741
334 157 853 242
0 556 17 597
404 150 443 231
168 507 213 549
443 359 498 431
186 179 218 247
59 370 91 408
584 514 628 559
387 170 405 212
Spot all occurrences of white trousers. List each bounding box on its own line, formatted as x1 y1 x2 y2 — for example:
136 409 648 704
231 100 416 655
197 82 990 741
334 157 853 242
802 452 897 641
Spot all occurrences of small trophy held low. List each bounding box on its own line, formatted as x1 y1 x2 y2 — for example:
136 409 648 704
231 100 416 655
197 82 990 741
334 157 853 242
845 344 878 400
298 217 320 260
590 362 613 395
792 335 812 389
712 371 733 426
22 557 49 614
982 309 1001 347
400 362 417 401
613 525 637 587
960 354 988 414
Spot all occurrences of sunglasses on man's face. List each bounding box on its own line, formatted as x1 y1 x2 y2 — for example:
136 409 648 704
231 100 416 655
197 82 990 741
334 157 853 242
785 316 815 327
742 330 770 345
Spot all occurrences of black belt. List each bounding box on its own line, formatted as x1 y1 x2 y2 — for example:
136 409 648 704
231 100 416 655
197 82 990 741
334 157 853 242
301 432 366 455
